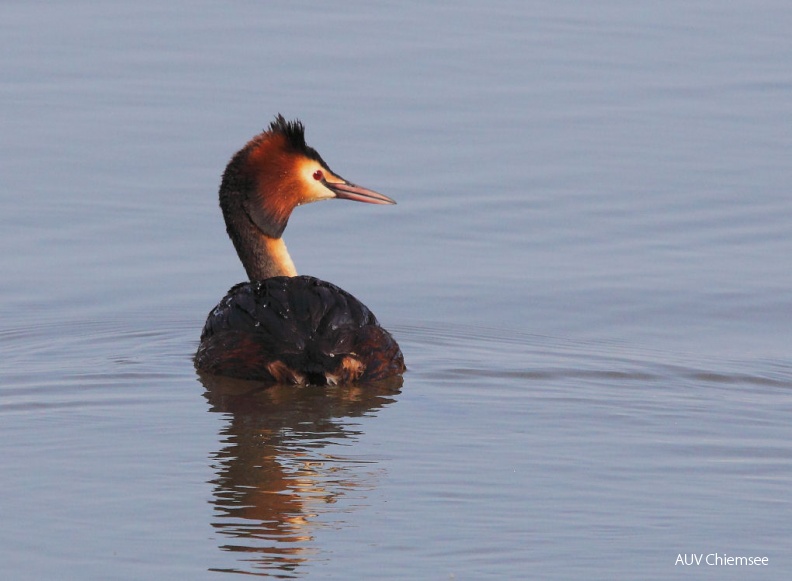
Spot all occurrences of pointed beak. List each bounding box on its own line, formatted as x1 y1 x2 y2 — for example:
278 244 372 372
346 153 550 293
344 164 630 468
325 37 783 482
324 179 397 205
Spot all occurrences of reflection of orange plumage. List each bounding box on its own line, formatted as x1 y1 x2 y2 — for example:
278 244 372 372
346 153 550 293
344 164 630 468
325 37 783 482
202 375 402 575
196 115 405 384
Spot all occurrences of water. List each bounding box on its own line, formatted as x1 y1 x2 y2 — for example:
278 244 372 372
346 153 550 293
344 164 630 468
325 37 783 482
2 1 791 579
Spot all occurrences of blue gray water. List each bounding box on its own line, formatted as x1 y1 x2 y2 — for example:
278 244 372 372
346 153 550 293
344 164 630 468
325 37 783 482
2 1 791 579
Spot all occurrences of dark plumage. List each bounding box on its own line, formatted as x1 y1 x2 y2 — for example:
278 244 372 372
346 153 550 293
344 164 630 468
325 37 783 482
196 276 404 384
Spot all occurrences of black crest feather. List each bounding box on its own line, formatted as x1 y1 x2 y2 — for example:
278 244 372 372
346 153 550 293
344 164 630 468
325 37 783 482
268 114 325 165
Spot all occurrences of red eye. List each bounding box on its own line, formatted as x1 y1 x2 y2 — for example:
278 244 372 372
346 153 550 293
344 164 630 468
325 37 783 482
313 170 324 181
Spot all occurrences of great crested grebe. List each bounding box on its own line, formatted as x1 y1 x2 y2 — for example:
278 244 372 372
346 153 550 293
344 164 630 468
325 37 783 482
195 115 405 385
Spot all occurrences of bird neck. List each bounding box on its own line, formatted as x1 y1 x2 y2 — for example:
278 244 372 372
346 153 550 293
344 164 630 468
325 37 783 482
254 235 298 280
226 210 297 280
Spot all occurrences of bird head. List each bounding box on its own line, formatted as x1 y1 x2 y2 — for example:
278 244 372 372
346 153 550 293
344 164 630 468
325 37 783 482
220 115 396 239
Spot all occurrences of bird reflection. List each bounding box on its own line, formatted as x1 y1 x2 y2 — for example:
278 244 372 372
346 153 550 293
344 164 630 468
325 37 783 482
199 373 402 577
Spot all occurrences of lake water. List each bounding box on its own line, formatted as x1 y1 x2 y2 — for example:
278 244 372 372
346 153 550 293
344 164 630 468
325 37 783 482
2 1 791 579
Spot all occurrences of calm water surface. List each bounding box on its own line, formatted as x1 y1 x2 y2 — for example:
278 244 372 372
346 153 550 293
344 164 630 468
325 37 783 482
2 1 791 579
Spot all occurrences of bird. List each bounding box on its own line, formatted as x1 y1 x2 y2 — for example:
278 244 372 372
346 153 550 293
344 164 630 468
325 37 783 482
195 115 405 385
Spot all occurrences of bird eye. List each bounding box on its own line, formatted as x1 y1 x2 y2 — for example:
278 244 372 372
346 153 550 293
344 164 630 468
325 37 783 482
313 170 324 181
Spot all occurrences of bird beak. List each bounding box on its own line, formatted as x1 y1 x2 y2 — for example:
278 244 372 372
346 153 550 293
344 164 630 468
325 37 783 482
324 179 397 205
